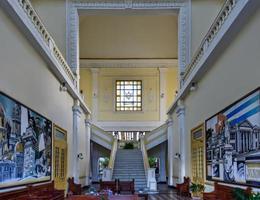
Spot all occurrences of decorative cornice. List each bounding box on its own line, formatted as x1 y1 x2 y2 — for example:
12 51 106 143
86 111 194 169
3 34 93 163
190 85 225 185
67 0 191 81
167 0 255 115
0 0 91 115
85 119 92 127
183 0 238 81
14 0 77 85
80 59 178 68
166 117 173 126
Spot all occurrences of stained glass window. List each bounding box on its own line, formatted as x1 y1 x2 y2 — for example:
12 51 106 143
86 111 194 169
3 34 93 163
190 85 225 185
115 80 142 111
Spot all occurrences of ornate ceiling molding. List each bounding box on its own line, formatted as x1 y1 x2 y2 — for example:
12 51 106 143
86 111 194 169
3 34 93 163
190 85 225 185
66 0 191 77
80 58 178 68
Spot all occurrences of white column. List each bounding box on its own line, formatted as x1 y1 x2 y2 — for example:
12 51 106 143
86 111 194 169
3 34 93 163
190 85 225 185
167 115 174 186
159 143 167 182
72 100 82 183
176 100 186 182
91 68 99 122
84 116 91 186
159 68 168 122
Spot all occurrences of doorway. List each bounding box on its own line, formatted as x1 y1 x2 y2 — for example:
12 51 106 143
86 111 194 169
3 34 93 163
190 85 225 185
53 124 68 190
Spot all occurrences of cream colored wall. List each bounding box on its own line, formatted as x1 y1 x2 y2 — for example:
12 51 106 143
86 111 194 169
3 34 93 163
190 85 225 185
31 0 67 57
79 14 178 59
80 68 93 109
79 67 178 123
191 0 224 56
0 8 88 186
97 68 160 121
78 112 89 185
174 7 260 187
165 68 179 110
172 112 180 185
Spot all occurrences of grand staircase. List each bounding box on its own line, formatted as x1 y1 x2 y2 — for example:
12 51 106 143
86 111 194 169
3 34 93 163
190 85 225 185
112 149 147 191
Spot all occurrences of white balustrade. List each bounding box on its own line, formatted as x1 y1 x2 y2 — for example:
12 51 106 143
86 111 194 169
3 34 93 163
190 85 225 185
183 0 238 82
16 0 77 86
102 136 118 181
140 135 157 191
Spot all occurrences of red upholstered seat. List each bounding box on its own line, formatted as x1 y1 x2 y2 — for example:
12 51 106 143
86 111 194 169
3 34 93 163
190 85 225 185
203 182 252 200
176 176 191 197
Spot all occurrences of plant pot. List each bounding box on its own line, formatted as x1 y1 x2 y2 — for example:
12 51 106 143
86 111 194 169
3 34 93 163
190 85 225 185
192 197 202 200
191 192 202 200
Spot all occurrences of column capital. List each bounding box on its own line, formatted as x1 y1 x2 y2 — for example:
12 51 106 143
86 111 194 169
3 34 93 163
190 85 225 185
166 116 173 126
90 68 99 74
158 67 168 73
176 100 185 117
72 105 82 117
85 118 92 127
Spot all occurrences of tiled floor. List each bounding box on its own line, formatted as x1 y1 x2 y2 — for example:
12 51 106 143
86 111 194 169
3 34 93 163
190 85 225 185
87 183 191 200
148 184 191 200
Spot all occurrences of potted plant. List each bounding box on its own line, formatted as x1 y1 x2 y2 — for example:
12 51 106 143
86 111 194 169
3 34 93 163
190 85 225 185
232 188 249 200
190 182 205 200
249 192 260 200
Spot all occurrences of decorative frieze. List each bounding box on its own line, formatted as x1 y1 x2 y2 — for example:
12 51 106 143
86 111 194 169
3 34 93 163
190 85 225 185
183 0 238 81
67 0 191 82
16 0 77 86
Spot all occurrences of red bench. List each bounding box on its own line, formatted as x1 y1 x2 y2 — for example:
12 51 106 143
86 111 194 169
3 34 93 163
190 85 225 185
68 177 82 195
0 181 64 200
203 182 252 200
118 179 135 194
176 177 191 197
99 179 118 194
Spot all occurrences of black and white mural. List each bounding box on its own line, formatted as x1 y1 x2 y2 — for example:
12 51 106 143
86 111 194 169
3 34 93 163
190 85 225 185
0 92 52 188
206 88 260 187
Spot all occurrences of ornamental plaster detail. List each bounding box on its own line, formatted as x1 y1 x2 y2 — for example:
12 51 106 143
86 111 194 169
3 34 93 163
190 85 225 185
66 0 191 80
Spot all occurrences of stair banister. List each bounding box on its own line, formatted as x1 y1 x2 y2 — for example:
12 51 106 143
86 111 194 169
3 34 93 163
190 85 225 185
140 135 157 191
102 136 118 181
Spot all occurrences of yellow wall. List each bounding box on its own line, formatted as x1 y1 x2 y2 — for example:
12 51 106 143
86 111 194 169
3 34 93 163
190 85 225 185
97 68 160 121
80 67 179 122
80 68 93 110
79 15 178 59
31 0 67 58
191 0 224 56
172 6 260 187
0 7 89 186
166 68 179 110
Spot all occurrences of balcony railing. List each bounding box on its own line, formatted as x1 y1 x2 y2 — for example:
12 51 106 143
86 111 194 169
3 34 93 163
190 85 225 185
17 0 77 86
183 0 238 82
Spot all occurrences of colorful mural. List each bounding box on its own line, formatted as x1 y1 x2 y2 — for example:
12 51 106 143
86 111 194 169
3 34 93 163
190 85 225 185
0 92 52 188
206 88 260 187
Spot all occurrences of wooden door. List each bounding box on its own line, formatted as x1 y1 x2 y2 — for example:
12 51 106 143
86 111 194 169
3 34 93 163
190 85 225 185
191 124 204 184
53 125 67 190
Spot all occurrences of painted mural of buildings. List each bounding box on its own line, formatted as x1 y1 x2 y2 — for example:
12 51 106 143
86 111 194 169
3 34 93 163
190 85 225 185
0 95 52 186
206 90 260 185
22 123 38 178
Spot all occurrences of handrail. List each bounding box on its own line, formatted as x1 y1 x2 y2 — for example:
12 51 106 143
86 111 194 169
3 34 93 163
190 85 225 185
101 136 117 181
16 0 77 85
145 123 167 141
140 135 150 180
140 135 157 191
168 0 250 115
108 137 118 175
182 0 238 81
91 124 114 150
144 123 167 150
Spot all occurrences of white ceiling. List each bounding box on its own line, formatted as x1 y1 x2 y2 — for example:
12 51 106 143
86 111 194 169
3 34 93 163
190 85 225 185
79 12 178 59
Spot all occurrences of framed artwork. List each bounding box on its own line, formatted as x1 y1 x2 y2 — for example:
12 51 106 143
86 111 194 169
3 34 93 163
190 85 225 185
205 87 260 187
0 91 52 189
191 124 204 184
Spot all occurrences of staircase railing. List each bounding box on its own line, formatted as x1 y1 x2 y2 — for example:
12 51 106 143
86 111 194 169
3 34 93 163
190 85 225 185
140 135 157 191
145 123 167 150
102 136 118 181
91 124 114 150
